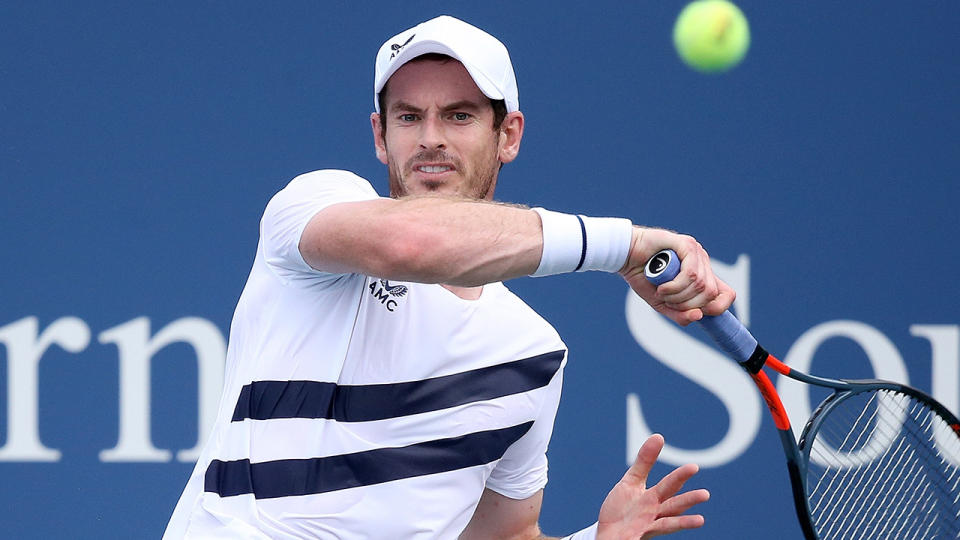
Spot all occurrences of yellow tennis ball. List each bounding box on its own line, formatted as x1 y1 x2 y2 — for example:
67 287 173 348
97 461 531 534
673 0 750 73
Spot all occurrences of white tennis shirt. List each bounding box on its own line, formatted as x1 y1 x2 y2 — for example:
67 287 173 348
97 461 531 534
164 170 567 539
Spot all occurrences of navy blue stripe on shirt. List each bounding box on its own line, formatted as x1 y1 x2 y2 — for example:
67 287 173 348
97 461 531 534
231 349 565 423
204 421 534 498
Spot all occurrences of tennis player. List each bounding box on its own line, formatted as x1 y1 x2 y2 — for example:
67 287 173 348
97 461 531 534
164 15 734 539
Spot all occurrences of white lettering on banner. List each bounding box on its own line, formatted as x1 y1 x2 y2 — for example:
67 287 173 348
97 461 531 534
98 317 225 462
910 324 960 467
912 325 960 419
0 317 90 461
625 255 960 468
779 321 907 468
0 316 225 463
625 255 760 468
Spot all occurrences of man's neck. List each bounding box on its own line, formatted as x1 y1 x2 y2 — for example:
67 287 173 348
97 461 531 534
440 283 483 300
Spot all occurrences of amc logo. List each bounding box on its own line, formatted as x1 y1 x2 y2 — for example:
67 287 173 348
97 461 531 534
368 279 408 312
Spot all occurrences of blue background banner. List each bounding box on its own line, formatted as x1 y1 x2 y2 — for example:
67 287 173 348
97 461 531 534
2 1 957 538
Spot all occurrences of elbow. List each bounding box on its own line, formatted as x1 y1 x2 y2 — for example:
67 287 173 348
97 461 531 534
368 221 453 283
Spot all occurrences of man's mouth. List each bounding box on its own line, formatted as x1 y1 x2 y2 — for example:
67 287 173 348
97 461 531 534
415 164 454 174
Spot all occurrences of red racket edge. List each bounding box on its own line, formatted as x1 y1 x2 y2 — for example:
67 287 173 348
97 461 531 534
747 352 820 540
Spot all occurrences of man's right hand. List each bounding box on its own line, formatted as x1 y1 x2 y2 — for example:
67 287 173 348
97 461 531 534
619 227 736 326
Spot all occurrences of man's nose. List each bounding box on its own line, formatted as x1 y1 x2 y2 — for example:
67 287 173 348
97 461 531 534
418 116 446 149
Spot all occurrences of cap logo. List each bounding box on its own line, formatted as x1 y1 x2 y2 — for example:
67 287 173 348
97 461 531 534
389 34 416 60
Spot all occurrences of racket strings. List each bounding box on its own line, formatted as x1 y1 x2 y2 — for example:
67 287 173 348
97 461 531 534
808 393 885 514
820 407 930 538
817 422 925 538
814 397 955 539
808 394 912 531
818 439 938 539
803 389 960 540
810 393 959 539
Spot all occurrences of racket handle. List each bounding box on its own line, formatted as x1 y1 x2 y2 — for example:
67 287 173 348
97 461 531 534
644 249 758 363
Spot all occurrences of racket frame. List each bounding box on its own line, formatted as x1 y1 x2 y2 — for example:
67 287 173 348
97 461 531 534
644 249 960 540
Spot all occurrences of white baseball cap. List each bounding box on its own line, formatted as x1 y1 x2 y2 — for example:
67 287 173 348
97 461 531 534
373 15 519 113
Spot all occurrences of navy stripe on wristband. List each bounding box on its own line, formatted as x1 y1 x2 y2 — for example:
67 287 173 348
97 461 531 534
574 215 587 272
531 208 632 277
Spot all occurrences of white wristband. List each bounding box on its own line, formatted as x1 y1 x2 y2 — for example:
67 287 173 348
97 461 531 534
531 208 632 277
562 522 598 540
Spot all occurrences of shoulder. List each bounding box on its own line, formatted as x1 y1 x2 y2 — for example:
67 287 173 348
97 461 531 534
262 169 381 222
274 169 379 200
257 170 381 280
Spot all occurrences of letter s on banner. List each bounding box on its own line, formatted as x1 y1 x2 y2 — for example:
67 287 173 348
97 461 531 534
625 254 760 468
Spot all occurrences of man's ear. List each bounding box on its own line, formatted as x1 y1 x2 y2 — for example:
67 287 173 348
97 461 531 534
370 113 388 164
497 111 524 164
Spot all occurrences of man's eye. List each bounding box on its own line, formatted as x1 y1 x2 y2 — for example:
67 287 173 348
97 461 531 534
453 113 470 121
399 114 417 122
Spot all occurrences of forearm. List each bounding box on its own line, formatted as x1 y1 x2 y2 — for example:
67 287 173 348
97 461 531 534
299 195 543 286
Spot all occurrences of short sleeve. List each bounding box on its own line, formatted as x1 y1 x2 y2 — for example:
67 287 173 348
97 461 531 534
485 364 565 499
260 169 380 283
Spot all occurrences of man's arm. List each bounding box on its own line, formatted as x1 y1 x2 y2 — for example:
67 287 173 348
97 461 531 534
299 196 542 287
457 488 577 540
299 196 734 324
459 489 545 540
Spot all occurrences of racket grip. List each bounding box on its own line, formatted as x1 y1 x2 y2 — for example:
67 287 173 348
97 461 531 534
644 249 758 363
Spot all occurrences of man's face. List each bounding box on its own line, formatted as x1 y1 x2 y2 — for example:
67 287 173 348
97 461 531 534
372 59 506 200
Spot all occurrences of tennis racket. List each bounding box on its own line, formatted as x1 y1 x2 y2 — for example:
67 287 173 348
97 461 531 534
644 249 960 540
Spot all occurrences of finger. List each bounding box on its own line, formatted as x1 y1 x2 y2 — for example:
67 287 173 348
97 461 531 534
653 261 697 298
627 277 701 327
629 281 698 326
643 514 706 538
651 463 700 500
657 305 703 327
650 240 701 297
701 279 736 316
661 283 720 313
657 488 711 518
622 433 665 487
664 234 702 266
628 275 658 303
656 251 716 307
658 252 717 304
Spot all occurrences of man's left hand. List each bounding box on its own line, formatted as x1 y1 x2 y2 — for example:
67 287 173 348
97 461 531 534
596 434 710 539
